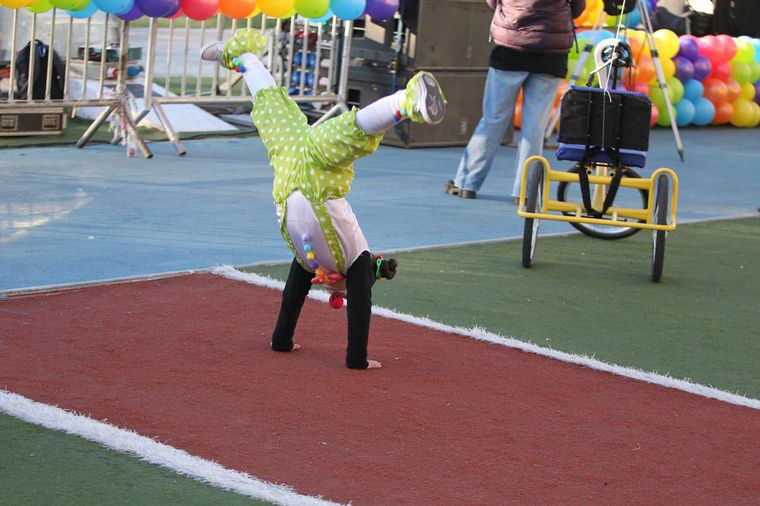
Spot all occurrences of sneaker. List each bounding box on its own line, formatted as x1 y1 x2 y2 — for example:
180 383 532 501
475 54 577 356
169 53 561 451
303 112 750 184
402 71 446 125
378 258 398 280
199 41 224 62
460 189 477 199
202 29 268 69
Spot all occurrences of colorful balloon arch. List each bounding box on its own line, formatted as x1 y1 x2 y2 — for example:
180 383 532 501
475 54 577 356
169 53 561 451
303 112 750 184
1 0 399 21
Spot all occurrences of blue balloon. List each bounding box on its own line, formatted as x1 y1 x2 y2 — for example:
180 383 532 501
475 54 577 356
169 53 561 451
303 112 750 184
67 2 98 18
682 79 704 102
93 0 133 14
624 7 640 28
675 99 695 126
692 97 715 126
331 0 366 20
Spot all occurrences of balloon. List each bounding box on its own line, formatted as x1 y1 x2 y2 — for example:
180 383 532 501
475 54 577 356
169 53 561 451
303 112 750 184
310 7 333 22
648 83 668 111
730 99 754 127
739 81 756 101
755 81 760 106
673 56 694 82
692 97 715 126
703 78 728 104
677 35 700 62
258 0 294 18
50 0 89 9
749 102 760 127
750 61 760 83
136 0 179 17
631 53 655 84
712 101 733 124
365 0 397 20
698 35 724 66
657 102 675 127
692 55 712 81
294 0 329 19
26 0 54 13
2 0 34 7
623 6 640 27
331 0 365 20
675 99 695 126
730 61 751 84
653 29 679 59
733 39 755 64
716 34 737 62
650 102 659 127
180 0 218 20
660 56 675 80
220 0 256 18
667 77 684 103
682 79 704 102
725 78 741 103
67 1 98 17
93 0 133 14
709 61 731 82
117 2 142 19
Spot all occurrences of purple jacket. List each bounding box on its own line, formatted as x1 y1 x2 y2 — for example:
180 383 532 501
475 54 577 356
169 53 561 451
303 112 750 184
486 0 587 54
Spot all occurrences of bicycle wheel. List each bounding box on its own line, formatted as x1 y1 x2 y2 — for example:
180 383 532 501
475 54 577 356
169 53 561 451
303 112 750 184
651 174 669 282
522 168 543 268
556 165 648 240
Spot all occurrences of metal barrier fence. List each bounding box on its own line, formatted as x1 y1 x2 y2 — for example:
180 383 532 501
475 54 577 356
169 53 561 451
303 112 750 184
0 9 353 158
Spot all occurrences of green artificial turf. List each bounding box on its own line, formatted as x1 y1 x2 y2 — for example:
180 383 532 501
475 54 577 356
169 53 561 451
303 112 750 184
248 216 760 399
0 414 269 505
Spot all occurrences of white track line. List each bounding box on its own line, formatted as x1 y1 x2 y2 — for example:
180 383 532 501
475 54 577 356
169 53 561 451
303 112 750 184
213 265 760 411
0 391 343 506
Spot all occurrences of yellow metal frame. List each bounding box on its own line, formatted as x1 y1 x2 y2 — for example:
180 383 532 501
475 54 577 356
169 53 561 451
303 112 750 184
517 155 679 231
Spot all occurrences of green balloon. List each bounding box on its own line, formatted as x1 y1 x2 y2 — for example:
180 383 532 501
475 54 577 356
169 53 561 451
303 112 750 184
27 0 54 12
49 0 89 10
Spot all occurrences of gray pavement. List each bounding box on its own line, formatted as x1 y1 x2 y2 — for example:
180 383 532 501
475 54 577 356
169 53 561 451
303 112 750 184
1 127 759 292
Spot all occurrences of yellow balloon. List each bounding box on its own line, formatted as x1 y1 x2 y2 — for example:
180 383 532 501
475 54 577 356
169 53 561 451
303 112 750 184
2 0 35 7
653 29 679 59
730 99 754 127
739 81 756 101
750 102 760 128
246 5 262 18
258 0 294 18
660 57 675 81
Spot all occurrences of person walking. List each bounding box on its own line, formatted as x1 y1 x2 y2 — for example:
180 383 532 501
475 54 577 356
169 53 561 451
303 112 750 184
445 0 586 202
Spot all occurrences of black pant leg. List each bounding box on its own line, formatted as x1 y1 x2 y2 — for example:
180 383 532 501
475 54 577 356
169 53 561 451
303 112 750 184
345 251 373 369
271 258 312 351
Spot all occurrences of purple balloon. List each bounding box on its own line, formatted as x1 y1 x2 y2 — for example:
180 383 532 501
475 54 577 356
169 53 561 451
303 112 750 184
673 56 694 82
755 81 760 106
692 55 712 81
365 0 398 20
117 3 143 21
677 35 700 62
135 0 179 18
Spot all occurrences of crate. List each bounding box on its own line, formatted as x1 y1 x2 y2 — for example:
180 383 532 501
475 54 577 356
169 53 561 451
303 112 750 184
0 106 66 136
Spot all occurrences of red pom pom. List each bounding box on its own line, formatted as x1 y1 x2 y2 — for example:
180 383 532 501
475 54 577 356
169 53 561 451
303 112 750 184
329 293 344 309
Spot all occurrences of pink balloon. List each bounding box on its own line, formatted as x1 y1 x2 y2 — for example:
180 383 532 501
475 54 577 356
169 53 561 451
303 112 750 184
715 34 737 62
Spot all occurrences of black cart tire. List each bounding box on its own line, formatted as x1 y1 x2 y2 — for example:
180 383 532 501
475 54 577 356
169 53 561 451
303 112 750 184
522 168 543 268
556 165 648 240
651 174 669 282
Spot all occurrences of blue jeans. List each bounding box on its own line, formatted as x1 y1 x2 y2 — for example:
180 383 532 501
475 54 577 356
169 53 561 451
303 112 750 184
452 68 561 197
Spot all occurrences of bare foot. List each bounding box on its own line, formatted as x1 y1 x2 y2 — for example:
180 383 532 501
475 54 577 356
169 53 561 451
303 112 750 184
367 359 382 369
291 343 301 351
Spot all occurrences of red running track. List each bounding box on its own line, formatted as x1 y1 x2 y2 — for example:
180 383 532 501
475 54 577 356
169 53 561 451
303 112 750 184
1 273 759 504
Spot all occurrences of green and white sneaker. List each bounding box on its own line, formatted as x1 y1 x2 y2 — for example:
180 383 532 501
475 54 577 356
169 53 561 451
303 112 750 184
200 29 268 70
401 71 447 125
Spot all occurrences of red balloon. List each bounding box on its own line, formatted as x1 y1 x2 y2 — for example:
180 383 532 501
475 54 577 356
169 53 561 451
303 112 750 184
710 61 732 81
715 34 737 61
181 0 219 20
650 102 659 127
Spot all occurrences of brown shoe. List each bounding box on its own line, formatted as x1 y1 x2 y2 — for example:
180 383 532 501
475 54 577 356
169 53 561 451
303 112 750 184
444 180 461 196
460 189 477 199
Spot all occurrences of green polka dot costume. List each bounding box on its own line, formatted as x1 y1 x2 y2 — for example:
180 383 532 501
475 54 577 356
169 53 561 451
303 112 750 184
252 87 383 275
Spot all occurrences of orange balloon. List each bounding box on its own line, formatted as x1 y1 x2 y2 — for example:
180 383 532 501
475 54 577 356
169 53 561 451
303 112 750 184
514 103 522 129
712 101 733 125
631 54 656 84
725 78 741 103
703 78 728 105
220 0 256 18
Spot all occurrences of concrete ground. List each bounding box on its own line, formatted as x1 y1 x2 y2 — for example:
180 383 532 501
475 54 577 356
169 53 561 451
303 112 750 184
1 127 758 291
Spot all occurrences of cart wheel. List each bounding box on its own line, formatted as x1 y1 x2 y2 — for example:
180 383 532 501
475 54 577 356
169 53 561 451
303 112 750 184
522 168 543 268
556 165 648 240
651 174 669 282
